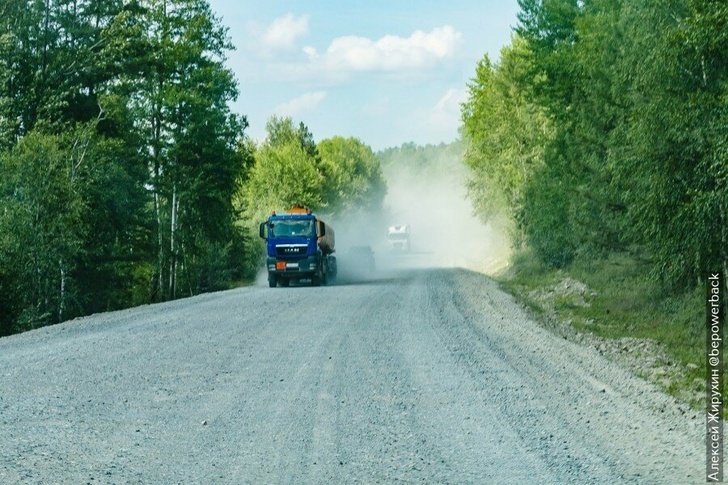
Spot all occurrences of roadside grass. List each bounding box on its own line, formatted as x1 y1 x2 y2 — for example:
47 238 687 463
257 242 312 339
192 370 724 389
498 249 707 411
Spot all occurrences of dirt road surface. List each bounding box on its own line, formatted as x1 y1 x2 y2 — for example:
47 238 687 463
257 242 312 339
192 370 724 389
0 267 703 483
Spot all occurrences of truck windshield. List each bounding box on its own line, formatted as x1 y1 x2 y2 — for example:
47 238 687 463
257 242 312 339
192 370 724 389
270 220 315 238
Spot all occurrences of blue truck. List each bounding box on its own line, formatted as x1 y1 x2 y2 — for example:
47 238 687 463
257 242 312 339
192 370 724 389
259 206 337 287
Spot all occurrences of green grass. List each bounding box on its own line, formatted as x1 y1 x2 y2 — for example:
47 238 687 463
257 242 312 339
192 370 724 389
498 249 708 411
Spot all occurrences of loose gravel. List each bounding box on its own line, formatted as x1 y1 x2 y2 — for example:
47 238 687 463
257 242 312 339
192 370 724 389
0 267 704 483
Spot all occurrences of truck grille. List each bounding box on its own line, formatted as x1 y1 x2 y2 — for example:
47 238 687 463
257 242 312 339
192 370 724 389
275 245 307 256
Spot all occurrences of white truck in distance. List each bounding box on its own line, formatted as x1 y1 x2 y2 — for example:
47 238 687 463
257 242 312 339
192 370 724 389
387 224 411 251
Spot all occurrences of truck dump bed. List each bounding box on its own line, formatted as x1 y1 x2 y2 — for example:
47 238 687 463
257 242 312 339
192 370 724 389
317 221 335 254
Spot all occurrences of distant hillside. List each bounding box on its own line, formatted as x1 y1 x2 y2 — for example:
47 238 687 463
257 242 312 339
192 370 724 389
377 140 464 182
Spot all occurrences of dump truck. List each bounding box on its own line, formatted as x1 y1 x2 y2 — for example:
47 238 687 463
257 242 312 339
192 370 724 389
259 205 337 287
387 224 411 251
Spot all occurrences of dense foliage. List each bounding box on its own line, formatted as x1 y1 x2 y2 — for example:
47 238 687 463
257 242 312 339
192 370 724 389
462 0 727 287
0 0 248 335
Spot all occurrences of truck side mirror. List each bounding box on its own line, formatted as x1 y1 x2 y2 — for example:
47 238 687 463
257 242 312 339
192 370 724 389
318 221 325 237
259 222 266 239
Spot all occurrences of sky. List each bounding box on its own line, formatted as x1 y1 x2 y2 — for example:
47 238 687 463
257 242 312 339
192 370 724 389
205 1 521 151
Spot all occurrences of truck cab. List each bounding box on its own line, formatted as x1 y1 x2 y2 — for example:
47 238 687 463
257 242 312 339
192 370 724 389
387 224 411 251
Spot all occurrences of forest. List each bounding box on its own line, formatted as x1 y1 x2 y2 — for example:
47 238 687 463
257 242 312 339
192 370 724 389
0 0 386 335
461 0 726 289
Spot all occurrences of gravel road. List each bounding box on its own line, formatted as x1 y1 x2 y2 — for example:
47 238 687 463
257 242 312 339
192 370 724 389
0 267 704 483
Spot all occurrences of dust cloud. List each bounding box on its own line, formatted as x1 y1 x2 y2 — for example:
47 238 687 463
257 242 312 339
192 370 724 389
333 144 512 279
379 151 511 275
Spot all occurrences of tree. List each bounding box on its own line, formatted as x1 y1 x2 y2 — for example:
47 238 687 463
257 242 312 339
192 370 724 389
72 125 153 314
0 0 129 142
317 136 387 217
611 0 728 285
101 0 246 299
265 115 320 161
0 0 252 335
0 131 87 332
240 119 325 225
511 0 630 264
501 0 726 281
460 36 551 226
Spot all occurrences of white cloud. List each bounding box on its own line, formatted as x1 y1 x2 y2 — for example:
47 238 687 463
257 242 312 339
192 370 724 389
274 91 327 117
258 24 463 84
321 26 462 72
302 45 318 60
261 13 310 51
430 88 467 133
406 88 468 143
432 88 467 117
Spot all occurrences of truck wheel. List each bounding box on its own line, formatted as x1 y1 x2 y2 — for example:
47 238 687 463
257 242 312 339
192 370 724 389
329 257 337 284
311 270 325 286
320 262 328 286
268 275 277 288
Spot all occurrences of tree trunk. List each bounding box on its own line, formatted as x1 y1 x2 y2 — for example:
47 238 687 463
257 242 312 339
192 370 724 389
59 262 65 322
169 182 177 300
